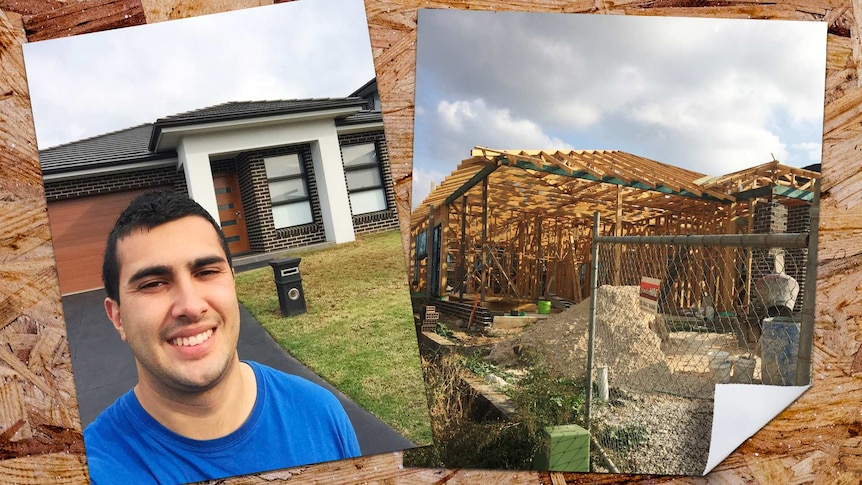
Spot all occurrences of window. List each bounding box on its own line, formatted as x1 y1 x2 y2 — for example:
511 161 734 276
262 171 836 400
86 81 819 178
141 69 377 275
342 143 387 215
415 231 427 258
265 153 313 228
413 231 427 284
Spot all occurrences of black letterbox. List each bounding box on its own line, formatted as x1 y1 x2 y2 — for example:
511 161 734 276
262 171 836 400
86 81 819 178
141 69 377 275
269 258 307 316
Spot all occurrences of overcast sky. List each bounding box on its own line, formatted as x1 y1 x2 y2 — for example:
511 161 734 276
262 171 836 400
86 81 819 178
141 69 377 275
24 0 375 150
412 11 828 207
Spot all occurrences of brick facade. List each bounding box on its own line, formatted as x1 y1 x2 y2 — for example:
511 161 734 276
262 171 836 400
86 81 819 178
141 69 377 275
785 204 811 310
753 200 787 235
338 130 400 235
43 164 186 202
233 143 326 253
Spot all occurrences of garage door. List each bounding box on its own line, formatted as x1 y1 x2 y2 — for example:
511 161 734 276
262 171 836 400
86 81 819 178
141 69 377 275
47 188 167 295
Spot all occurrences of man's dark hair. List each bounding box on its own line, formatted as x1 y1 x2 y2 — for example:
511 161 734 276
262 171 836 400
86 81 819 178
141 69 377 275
102 191 232 303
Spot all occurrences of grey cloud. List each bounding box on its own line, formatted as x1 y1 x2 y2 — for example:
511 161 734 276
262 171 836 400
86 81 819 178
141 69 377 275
413 9 825 190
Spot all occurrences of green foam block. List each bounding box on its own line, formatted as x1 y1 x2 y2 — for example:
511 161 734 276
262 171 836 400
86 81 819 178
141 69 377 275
533 424 590 472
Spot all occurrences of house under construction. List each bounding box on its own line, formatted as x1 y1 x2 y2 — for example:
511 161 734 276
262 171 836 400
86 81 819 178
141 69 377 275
409 147 820 318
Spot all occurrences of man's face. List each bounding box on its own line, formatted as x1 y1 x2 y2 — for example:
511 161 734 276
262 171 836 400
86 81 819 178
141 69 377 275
104 215 240 395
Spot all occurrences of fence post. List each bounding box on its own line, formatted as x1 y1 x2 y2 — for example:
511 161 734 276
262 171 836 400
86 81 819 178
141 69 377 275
585 212 600 432
796 179 820 385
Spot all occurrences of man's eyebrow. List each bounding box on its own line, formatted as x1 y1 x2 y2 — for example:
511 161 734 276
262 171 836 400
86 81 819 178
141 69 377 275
127 265 171 286
190 255 229 269
125 256 228 286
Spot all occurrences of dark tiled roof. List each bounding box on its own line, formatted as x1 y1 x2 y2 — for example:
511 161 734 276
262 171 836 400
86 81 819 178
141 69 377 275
336 110 383 126
154 98 368 126
349 78 377 98
149 97 369 151
40 97 377 175
39 124 174 175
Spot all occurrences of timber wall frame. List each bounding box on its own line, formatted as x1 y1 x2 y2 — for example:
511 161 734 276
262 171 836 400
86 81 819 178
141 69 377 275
410 148 820 307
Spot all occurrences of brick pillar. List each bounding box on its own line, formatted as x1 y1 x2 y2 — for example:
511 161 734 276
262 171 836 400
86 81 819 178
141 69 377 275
752 201 788 280
785 204 811 310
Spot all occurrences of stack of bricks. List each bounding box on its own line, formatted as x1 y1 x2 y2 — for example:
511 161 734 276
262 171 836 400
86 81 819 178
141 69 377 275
422 305 440 333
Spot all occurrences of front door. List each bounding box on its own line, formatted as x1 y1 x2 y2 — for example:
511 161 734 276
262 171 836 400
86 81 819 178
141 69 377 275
212 173 251 254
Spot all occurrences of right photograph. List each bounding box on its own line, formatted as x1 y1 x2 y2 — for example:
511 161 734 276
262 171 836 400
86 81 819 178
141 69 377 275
406 10 826 476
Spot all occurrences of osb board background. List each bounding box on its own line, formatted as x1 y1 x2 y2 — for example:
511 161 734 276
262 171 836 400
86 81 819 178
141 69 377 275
0 0 859 483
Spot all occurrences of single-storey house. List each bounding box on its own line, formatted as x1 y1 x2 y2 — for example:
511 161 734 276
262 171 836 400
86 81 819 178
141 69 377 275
40 79 399 295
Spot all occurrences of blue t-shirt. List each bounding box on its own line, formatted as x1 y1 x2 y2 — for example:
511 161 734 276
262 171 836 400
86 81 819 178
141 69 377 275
84 361 361 484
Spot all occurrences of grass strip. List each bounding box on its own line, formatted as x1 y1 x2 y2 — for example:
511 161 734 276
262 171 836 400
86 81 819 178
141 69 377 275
235 230 432 445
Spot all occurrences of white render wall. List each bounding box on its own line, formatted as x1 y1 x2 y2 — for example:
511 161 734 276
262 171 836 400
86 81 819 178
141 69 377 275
176 138 219 224
173 117 356 244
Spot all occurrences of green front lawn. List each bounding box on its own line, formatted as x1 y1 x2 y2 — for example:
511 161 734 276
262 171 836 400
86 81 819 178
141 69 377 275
234 230 432 445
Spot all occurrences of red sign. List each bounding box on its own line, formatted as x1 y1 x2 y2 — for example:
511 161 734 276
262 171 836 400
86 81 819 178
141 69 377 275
639 276 661 313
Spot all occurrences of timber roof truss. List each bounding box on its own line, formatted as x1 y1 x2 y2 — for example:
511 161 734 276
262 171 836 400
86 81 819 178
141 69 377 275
411 147 821 229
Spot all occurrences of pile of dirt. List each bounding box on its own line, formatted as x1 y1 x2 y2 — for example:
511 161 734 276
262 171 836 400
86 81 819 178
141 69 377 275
485 285 715 474
486 285 672 392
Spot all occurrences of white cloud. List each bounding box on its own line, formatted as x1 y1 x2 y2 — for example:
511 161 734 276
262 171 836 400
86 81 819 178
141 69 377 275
437 100 478 132
436 98 572 151
24 0 374 149
621 68 807 173
549 100 602 129
412 98 576 207
694 122 787 172
791 142 823 163
412 166 449 208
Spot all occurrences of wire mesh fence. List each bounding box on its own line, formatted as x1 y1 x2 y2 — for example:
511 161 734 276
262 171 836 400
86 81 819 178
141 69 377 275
584 229 814 474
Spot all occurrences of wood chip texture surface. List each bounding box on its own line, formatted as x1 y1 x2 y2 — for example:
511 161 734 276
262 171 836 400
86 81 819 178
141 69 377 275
0 0 860 484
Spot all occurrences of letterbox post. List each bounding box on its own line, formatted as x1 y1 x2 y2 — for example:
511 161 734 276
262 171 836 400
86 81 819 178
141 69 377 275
268 258 307 316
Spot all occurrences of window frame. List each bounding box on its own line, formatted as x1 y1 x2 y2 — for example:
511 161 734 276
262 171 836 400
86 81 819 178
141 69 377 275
341 141 388 215
264 153 314 229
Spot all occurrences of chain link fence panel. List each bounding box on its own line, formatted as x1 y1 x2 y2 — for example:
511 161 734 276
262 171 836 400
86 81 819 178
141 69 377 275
584 231 812 474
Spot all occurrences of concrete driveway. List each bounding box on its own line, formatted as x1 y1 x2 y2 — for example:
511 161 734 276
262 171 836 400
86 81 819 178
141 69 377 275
62 289 415 456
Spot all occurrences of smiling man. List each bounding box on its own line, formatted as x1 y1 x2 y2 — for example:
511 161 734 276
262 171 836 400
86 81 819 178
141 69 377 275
83 191 360 485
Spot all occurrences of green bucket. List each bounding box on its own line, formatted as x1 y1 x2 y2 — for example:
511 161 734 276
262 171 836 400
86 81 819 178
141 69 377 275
537 300 552 314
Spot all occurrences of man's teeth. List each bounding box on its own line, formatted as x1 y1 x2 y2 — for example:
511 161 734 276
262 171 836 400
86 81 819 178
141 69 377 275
170 329 213 347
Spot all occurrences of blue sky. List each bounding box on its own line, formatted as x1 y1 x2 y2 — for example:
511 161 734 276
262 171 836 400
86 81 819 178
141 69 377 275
23 0 375 150
412 11 828 207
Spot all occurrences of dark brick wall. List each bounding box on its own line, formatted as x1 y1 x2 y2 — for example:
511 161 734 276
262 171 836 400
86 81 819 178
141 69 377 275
211 158 236 175
43 164 186 202
787 204 811 234
752 201 787 277
786 204 812 310
236 153 266 253
338 130 400 235
753 201 787 234
234 144 326 252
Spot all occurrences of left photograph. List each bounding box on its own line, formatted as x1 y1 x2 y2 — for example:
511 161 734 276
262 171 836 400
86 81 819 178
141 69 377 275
23 1 431 483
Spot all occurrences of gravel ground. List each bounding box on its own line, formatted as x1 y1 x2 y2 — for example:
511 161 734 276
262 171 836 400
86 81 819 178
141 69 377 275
591 389 713 475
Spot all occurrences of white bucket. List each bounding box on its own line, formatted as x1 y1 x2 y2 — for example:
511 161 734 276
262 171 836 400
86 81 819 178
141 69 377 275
708 351 731 384
732 357 756 384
